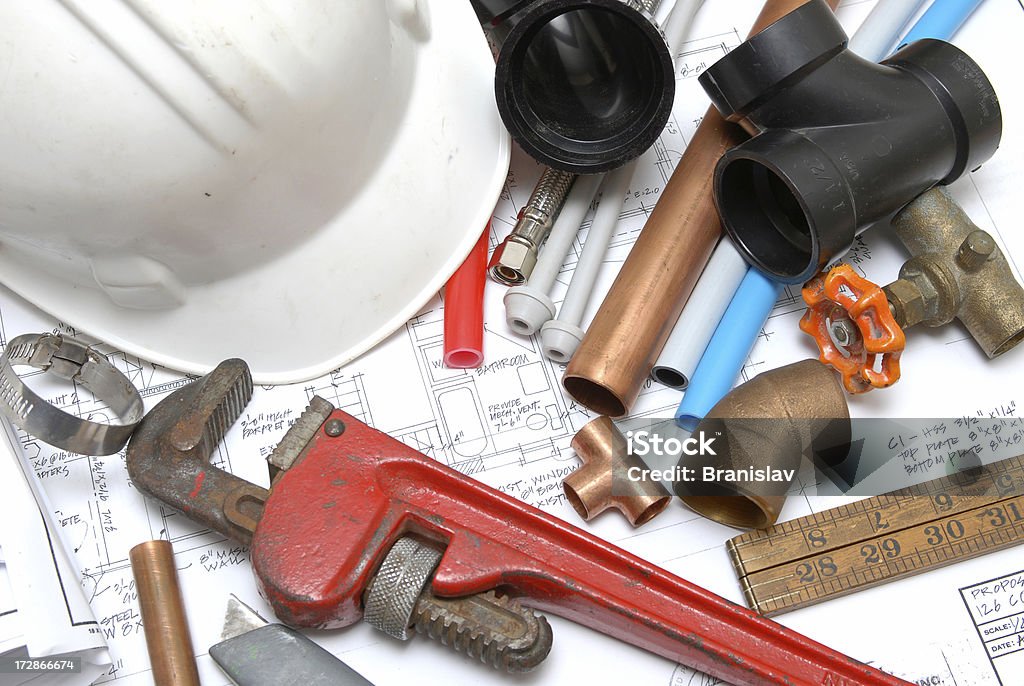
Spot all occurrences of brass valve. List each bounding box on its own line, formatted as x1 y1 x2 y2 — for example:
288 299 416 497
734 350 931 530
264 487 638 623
800 188 1024 394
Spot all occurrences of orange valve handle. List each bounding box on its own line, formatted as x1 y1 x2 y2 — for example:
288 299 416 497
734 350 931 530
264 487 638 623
799 264 906 394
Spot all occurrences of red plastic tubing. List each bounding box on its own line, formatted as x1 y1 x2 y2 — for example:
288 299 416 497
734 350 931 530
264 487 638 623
443 224 490 368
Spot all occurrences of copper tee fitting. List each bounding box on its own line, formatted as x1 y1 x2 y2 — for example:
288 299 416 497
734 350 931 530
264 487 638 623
564 416 672 527
562 0 839 418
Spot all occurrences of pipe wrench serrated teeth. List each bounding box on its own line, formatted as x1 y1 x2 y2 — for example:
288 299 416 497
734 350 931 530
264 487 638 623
168 358 253 454
412 589 553 673
363 537 553 673
127 359 267 546
267 396 335 476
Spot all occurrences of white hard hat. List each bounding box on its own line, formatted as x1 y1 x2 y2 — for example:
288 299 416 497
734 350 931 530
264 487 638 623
0 0 509 383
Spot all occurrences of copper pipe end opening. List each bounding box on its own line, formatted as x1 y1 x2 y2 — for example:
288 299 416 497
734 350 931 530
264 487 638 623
562 377 628 419
628 495 671 527
562 480 592 519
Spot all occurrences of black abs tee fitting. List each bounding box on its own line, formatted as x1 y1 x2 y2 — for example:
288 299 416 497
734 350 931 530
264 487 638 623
493 0 675 174
697 0 1001 284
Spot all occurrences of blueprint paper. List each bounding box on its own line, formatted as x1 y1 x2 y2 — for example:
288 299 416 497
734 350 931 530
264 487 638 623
0 0 1021 685
961 569 1024 682
0 417 110 685
0 561 23 656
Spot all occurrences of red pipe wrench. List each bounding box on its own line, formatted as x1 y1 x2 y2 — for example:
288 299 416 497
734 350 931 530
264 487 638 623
127 360 911 685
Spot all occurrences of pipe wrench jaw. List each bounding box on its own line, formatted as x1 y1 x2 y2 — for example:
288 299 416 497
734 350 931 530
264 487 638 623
125 362 470 629
126 359 269 546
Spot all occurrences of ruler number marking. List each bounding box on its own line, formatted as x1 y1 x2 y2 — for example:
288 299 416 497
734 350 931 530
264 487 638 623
923 519 965 545
995 473 1016 496
871 510 889 531
793 556 837 584
859 538 901 564
1007 500 1023 520
806 528 827 548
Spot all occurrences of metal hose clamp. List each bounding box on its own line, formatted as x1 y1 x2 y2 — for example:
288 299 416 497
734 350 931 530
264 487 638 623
0 333 144 455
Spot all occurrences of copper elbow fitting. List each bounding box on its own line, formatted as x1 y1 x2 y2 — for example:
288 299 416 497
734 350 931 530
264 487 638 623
561 0 840 418
677 360 849 529
564 416 671 527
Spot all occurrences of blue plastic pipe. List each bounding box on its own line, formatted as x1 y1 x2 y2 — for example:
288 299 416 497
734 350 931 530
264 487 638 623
899 0 985 46
675 270 783 430
674 0 987 430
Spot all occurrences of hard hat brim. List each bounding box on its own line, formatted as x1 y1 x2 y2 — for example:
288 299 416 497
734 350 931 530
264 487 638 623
0 1 510 384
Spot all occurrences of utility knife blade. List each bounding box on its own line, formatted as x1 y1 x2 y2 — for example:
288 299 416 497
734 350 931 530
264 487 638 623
210 595 374 686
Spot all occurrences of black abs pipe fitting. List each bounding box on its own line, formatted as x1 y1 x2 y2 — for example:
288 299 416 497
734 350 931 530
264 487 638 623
697 0 1001 284
492 0 675 174
469 0 534 25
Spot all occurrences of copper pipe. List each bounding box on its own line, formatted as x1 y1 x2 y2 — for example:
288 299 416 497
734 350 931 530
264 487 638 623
676 360 849 529
130 540 200 686
564 416 671 526
562 0 840 418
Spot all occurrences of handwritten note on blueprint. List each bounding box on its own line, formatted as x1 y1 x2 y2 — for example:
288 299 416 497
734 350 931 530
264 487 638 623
0 1 1023 685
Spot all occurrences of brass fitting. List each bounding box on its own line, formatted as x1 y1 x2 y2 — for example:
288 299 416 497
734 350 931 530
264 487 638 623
886 187 1024 358
675 360 850 529
489 168 575 286
489 236 538 286
563 416 672 527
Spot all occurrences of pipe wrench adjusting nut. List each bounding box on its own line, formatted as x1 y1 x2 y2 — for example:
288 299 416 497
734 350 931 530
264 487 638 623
363 537 442 640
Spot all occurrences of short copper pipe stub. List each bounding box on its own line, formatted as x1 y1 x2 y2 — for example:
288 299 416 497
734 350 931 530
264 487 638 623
130 540 200 686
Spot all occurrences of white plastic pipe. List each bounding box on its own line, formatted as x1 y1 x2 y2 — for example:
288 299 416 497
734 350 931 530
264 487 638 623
540 160 637 363
848 0 931 61
504 174 604 335
651 238 748 388
662 0 705 54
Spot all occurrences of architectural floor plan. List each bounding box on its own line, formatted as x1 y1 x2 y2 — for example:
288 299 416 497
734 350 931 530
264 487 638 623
1 1 1023 684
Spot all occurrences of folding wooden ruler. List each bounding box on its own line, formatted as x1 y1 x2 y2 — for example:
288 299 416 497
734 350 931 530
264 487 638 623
727 455 1024 616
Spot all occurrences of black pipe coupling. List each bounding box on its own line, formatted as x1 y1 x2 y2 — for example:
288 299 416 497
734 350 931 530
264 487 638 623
698 0 1001 284
490 0 675 174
